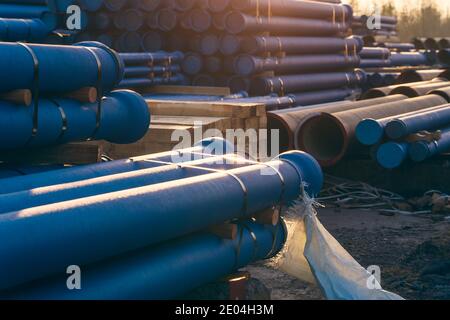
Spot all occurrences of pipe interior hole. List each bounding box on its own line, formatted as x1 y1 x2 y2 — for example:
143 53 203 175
301 116 344 162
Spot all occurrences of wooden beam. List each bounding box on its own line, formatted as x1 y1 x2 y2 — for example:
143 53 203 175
0 89 32 106
0 143 102 165
208 223 238 240
254 207 280 226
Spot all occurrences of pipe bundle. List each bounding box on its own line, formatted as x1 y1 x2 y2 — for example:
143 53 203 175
353 86 450 168
358 46 431 69
67 0 361 106
0 41 150 151
0 0 83 42
0 139 324 299
413 37 450 51
352 15 398 42
117 51 187 89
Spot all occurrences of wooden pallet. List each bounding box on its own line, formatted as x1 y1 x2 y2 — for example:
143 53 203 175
103 93 268 159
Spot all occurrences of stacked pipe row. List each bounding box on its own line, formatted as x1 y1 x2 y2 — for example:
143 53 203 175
265 77 450 164
351 15 398 41
0 0 72 42
413 37 450 51
69 0 365 105
117 51 187 89
0 138 324 299
358 46 432 69
355 86 450 169
0 41 150 151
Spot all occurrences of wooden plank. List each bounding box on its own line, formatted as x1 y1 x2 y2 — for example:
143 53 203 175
0 143 102 165
147 100 262 118
144 85 231 96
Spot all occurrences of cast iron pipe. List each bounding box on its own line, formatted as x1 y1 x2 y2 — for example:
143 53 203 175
225 11 349 36
117 74 186 88
241 35 362 55
124 65 181 78
0 90 149 150
289 88 360 107
409 127 450 162
296 95 447 166
359 47 390 59
385 104 450 139
376 142 409 169
0 41 123 95
0 18 51 42
396 69 446 84
231 0 352 22
438 49 450 65
1 221 286 300
356 104 450 146
235 54 360 76
0 137 234 195
0 150 323 290
390 82 450 98
120 52 184 67
250 70 365 96
389 52 429 66
362 79 443 99
0 154 256 215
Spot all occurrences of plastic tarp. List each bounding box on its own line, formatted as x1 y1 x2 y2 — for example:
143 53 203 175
272 190 404 300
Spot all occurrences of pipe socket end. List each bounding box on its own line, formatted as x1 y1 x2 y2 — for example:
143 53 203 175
278 151 324 197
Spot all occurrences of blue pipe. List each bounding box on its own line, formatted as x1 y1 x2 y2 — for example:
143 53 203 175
356 118 391 146
117 74 186 88
0 18 51 42
0 137 234 195
120 51 184 65
77 0 103 12
0 90 149 150
0 41 123 95
409 127 450 162
385 104 450 139
0 155 256 215
0 151 322 291
376 142 409 169
1 221 286 300
0 4 58 29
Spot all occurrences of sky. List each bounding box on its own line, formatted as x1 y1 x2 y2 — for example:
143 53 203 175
342 0 450 16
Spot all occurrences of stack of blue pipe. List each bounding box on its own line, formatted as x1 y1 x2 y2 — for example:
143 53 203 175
65 0 364 106
0 0 90 42
0 41 150 151
356 86 450 169
0 138 324 299
117 51 187 89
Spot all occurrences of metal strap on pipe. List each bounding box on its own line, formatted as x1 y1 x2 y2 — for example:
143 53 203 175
17 42 40 138
84 47 103 139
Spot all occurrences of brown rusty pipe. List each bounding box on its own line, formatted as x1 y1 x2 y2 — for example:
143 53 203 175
396 69 447 84
267 95 407 152
296 94 448 167
390 82 450 98
428 87 450 102
362 79 448 99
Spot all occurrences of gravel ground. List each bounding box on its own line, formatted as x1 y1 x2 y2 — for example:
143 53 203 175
245 208 450 300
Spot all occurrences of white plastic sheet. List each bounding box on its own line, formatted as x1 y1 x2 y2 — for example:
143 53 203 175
272 193 404 300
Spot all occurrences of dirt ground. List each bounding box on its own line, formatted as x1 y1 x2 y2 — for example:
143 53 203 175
245 207 450 300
